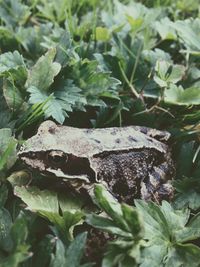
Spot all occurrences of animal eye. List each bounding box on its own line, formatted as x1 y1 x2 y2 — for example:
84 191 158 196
47 151 67 166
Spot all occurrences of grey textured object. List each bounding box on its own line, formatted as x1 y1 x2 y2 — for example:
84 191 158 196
18 120 175 203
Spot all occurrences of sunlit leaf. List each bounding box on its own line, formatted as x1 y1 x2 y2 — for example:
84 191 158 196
25 48 61 92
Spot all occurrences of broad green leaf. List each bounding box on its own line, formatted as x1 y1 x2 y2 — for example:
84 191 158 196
28 79 87 124
58 193 86 213
121 204 144 239
0 94 13 129
14 186 84 240
0 248 30 267
187 213 200 229
95 27 110 41
170 20 200 51
134 200 171 240
54 79 87 111
94 184 129 232
7 170 31 187
25 48 61 92
164 85 200 105
164 243 200 267
10 212 28 248
154 17 177 40
154 60 185 87
0 0 30 27
37 0 69 23
140 242 168 267
63 211 84 240
0 51 26 74
126 15 143 31
175 227 200 243
50 232 90 267
3 79 25 111
159 201 190 232
89 185 145 266
0 208 13 251
14 186 59 213
50 238 66 267
16 24 52 54
86 214 131 237
134 200 200 266
28 86 66 123
0 128 17 175
65 232 88 267
71 60 120 103
174 190 200 210
142 49 171 66
55 30 73 67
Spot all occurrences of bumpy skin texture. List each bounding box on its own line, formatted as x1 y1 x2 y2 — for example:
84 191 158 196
18 120 175 203
91 149 174 203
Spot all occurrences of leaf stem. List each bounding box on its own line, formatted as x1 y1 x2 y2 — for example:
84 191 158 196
118 61 140 99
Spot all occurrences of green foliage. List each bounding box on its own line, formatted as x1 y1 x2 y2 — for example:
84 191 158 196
14 186 85 241
87 185 145 267
87 185 200 267
0 0 200 266
0 211 31 267
0 128 17 178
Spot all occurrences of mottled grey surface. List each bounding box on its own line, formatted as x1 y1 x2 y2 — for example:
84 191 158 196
18 120 175 203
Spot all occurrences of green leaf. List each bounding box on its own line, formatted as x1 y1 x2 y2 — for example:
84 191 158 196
135 200 190 240
0 208 13 252
134 200 200 266
121 204 144 239
88 185 145 266
37 0 69 23
49 233 90 267
65 232 88 267
0 128 17 175
95 27 110 41
0 50 25 73
0 94 13 129
16 24 52 54
27 79 87 124
14 186 84 241
94 184 129 232
86 214 131 237
27 86 66 124
55 29 73 67
0 211 30 267
154 17 177 40
171 20 200 51
49 238 66 267
0 0 30 27
7 170 31 187
3 79 25 111
0 248 30 267
175 227 200 243
143 48 171 66
71 59 120 106
154 60 185 87
10 212 28 248
164 243 200 267
25 48 61 92
164 85 200 105
14 186 59 213
173 190 200 210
